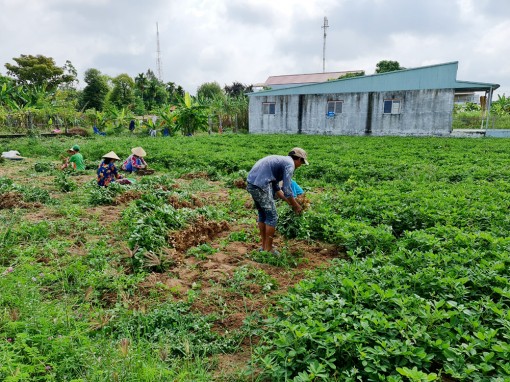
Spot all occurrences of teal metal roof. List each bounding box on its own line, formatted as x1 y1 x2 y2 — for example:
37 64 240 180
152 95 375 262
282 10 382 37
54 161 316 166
249 62 499 96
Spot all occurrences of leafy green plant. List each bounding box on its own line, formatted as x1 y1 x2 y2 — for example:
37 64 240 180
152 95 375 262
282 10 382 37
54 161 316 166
0 176 13 192
171 92 209 136
55 171 77 192
17 185 51 203
227 230 250 242
34 162 53 172
186 243 218 260
249 248 302 268
4 134 510 381
104 301 240 355
397 366 438 381
87 181 124 205
225 265 277 295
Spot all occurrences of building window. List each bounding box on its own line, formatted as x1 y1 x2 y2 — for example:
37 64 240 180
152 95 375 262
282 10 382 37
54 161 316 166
383 100 401 114
263 102 276 114
327 100 343 115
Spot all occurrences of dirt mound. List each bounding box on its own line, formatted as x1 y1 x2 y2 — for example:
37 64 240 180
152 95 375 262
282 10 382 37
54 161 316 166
67 128 89 136
167 194 203 209
115 190 142 204
138 272 189 295
0 192 40 209
169 217 229 252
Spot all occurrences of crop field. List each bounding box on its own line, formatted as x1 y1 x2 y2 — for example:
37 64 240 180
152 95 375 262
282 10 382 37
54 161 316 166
1 134 510 381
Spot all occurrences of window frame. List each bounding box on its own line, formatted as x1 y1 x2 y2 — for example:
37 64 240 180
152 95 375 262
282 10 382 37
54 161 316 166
326 100 343 116
262 102 276 115
383 99 402 114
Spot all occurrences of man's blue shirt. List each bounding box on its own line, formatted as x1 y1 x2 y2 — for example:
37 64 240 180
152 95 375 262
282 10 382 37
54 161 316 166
247 155 295 198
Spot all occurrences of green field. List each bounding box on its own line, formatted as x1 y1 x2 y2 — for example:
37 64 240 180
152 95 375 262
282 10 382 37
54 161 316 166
1 134 510 381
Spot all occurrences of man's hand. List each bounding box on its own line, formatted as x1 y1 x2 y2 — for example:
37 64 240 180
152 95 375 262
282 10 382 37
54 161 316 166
287 196 302 214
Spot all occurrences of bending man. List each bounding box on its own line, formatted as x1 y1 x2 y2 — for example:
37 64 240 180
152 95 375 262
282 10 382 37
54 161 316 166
246 147 308 253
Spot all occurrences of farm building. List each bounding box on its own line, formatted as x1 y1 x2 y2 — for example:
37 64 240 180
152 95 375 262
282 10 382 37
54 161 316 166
248 62 499 136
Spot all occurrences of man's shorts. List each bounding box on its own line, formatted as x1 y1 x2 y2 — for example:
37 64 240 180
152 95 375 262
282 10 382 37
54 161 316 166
246 183 278 227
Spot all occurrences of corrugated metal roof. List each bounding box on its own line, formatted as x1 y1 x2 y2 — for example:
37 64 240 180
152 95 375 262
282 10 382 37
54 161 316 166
264 71 362 85
249 62 499 96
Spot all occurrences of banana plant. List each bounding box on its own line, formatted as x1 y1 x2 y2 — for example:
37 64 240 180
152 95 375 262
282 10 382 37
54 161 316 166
156 106 179 136
491 94 510 116
104 106 133 134
91 110 108 130
171 92 208 136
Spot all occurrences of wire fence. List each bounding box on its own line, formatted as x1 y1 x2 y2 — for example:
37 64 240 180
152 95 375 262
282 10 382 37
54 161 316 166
452 114 510 130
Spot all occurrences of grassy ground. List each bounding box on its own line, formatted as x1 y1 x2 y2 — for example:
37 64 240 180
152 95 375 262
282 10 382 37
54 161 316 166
0 135 339 381
2 134 510 381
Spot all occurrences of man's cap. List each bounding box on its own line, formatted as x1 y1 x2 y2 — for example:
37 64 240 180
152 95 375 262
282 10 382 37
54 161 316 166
131 147 146 157
102 151 120 160
69 144 80 152
289 147 309 165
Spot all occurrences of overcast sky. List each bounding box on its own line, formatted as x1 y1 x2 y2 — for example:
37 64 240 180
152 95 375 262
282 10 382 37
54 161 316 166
1 0 508 96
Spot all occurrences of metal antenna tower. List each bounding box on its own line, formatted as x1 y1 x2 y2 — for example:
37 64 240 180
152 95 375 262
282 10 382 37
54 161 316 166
156 22 163 81
322 16 329 73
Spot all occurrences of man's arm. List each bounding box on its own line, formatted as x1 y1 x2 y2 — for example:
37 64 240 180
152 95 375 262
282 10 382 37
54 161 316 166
274 190 302 214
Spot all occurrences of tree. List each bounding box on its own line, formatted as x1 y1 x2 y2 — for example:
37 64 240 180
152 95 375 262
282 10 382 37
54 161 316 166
142 69 167 112
338 71 365 79
209 95 227 133
78 68 110 111
60 60 79 90
224 82 252 97
375 60 405 74
4 54 77 91
197 81 224 101
166 82 185 104
135 73 148 101
108 74 135 109
229 95 249 132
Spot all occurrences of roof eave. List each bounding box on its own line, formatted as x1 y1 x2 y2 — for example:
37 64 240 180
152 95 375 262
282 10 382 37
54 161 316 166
454 80 500 92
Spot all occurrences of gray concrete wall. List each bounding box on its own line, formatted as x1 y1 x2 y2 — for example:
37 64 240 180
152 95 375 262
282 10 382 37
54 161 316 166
369 90 453 136
485 129 510 138
249 89 454 136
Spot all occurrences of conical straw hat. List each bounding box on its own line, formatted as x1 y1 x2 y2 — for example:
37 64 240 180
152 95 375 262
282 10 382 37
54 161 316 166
102 151 120 160
131 147 146 157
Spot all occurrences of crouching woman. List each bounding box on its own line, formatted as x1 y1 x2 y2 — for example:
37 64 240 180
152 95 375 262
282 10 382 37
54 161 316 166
97 151 124 187
122 147 147 173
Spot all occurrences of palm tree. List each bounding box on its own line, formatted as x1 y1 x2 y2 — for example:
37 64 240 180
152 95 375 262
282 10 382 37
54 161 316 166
135 73 147 104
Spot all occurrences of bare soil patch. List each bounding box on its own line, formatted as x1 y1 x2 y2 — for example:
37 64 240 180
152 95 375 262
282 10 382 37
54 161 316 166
169 216 230 252
0 191 40 209
167 193 203 208
115 190 142 205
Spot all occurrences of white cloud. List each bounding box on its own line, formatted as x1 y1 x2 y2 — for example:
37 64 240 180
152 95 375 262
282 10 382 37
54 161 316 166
0 0 507 96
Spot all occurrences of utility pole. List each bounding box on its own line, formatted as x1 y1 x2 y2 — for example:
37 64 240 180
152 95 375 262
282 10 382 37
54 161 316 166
156 22 163 81
322 16 329 73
